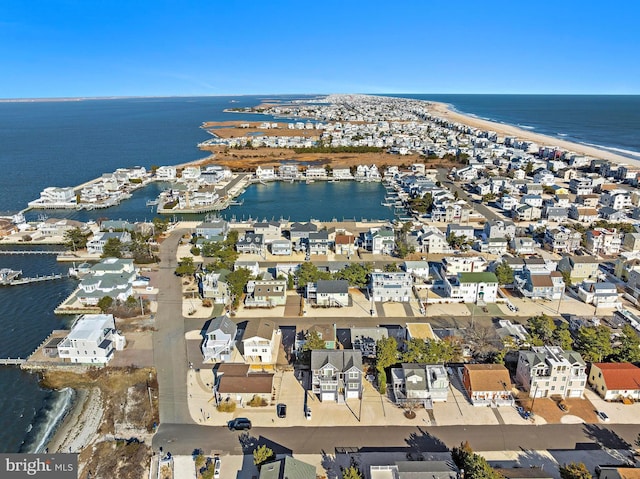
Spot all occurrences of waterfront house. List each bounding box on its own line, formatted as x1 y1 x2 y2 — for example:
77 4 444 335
236 232 266 256
259 457 316 479
391 363 449 407
278 164 300 180
245 279 287 307
180 166 201 181
75 258 136 306
38 218 90 238
369 272 413 302
443 272 499 303
305 166 328 179
201 315 237 362
306 279 349 307
196 220 229 240
255 165 276 181
86 231 132 255
311 349 363 402
364 226 395 255
200 272 230 304
253 221 282 243
557 255 600 282
308 230 330 255
213 363 274 407
332 168 354 180
289 222 318 250
461 364 514 406
155 166 177 180
240 319 282 366
29 186 77 208
515 346 587 399
57 314 124 364
588 363 640 402
269 239 292 256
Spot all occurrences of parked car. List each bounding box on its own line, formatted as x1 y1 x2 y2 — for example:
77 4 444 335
213 456 221 479
228 418 252 430
558 402 568 412
276 403 287 418
304 406 312 420
596 411 609 422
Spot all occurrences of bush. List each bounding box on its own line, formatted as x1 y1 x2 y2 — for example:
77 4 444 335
247 395 267 407
216 400 236 413
202 299 213 307
190 246 201 256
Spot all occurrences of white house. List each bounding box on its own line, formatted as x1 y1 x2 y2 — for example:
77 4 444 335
577 282 621 309
201 315 237 362
516 346 587 399
86 231 132 255
444 272 498 303
369 272 413 302
241 319 282 366
57 314 124 364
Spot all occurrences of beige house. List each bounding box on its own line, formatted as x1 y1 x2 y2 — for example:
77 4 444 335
557 255 600 283
588 362 640 401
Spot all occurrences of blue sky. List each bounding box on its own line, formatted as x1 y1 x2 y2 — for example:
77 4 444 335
1 0 638 97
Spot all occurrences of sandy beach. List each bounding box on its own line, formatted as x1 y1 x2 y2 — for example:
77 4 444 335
47 388 103 453
428 101 640 168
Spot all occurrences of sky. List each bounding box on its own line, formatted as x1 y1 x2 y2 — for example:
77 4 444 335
1 0 639 98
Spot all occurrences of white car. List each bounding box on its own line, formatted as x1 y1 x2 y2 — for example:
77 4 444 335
214 456 221 479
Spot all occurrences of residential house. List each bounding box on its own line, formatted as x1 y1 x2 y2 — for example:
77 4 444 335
443 272 499 303
544 226 582 253
391 363 449 407
586 228 623 256
334 234 356 257
569 177 594 195
515 346 587 398
57 314 124 364
418 227 450 254
200 272 230 304
446 224 475 242
478 237 509 255
441 256 488 275
599 207 628 222
240 319 282 366
213 363 274 407
497 195 519 212
39 218 90 237
278 164 300 180
369 272 413 302
513 204 542 222
402 260 430 279
600 190 632 210
461 364 515 406
516 267 565 300
253 221 282 243
201 315 237 362
533 170 555 186
255 165 276 181
496 320 529 346
311 349 363 402
369 461 459 479
289 222 318 250
75 258 136 306
86 231 132 255
623 232 640 252
270 239 292 256
588 363 640 401
568 205 600 223
259 457 316 479
305 166 327 179
365 226 396 255
236 233 266 256
544 206 569 222
351 327 388 358
306 280 349 307
522 194 544 208
332 168 354 180
308 230 330 255
245 279 287 307
484 220 516 240
295 324 337 354
155 165 177 180
511 237 536 255
577 194 600 208
557 255 600 282
233 260 260 277
577 282 621 309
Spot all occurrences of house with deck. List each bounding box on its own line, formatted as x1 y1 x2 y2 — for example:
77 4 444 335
311 350 363 402
201 315 237 362
392 363 449 407
461 364 515 406
57 314 124 364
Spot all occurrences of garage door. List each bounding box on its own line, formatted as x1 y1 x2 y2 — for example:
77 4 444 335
346 390 359 399
321 392 334 402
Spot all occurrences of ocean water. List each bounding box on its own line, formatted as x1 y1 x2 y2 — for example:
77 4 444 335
397 94 640 160
1 93 639 453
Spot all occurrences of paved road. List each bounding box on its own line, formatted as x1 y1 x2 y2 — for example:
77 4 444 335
154 228 195 424
153 423 639 456
436 169 500 222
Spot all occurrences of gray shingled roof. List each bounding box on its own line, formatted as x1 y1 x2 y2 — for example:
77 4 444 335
310 350 362 372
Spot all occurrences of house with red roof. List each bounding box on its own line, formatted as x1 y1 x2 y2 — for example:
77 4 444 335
588 363 640 401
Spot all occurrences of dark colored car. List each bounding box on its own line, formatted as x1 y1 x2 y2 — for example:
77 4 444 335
558 402 568 412
277 403 287 418
228 418 252 430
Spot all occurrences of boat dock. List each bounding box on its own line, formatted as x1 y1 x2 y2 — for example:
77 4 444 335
0 358 26 366
1 273 66 286
0 250 61 255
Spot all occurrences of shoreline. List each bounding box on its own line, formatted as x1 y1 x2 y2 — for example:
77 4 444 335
45 387 102 454
428 101 640 168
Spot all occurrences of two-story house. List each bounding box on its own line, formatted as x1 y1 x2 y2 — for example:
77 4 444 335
392 363 450 407
369 272 413 302
201 315 237 362
557 255 600 283
241 319 282 366
588 363 640 402
245 279 287 307
306 279 349 307
57 314 124 364
236 232 266 256
461 364 514 406
515 346 587 398
200 272 230 304
289 222 318 250
308 230 330 255
86 231 132 255
484 220 516 240
196 220 229 241
365 226 395 255
444 272 499 303
252 221 282 243
311 350 363 402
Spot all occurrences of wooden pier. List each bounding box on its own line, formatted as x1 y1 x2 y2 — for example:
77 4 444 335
1 273 66 286
0 250 61 255
0 358 26 366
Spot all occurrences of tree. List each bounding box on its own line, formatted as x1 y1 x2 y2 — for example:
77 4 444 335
481 193 497 203
552 323 574 351
295 262 330 288
97 296 114 313
101 237 123 258
194 454 206 469
575 325 613 363
64 227 89 251
334 263 372 288
342 466 363 479
559 462 592 479
610 324 640 362
226 267 253 308
402 338 459 363
447 233 472 250
375 336 398 394
252 445 274 468
451 442 502 479
561 270 573 288
175 257 195 276
152 217 170 236
494 261 514 285
303 330 327 351
527 314 556 345
525 161 534 175
383 262 399 273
